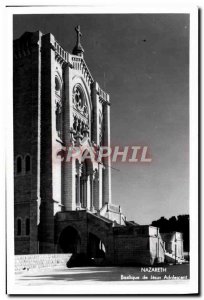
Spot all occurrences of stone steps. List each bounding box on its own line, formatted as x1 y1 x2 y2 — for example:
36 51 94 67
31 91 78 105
165 252 186 264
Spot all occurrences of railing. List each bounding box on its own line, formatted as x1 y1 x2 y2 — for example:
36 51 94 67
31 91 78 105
98 86 109 102
107 203 121 213
54 40 68 62
71 56 94 86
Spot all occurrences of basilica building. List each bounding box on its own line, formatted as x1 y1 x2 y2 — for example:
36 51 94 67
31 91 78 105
13 27 184 265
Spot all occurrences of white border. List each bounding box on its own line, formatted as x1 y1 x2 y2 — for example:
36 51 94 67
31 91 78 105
4 4 198 295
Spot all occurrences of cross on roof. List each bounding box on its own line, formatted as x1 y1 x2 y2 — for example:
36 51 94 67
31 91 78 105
75 25 82 38
72 25 84 57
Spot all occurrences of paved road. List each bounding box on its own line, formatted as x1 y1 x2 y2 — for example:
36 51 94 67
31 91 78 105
15 264 189 285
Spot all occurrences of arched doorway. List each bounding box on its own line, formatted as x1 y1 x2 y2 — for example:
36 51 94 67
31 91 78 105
59 226 81 253
76 154 95 210
88 232 106 259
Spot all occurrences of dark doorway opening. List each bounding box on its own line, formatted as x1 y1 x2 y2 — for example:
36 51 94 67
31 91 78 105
88 232 106 259
59 226 81 253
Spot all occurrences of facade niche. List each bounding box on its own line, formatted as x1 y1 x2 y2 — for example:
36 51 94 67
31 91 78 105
55 75 63 140
17 219 21 236
25 154 31 173
16 156 22 174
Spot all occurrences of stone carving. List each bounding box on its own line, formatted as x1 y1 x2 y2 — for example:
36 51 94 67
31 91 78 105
72 85 90 142
72 85 88 119
99 112 103 145
55 97 62 139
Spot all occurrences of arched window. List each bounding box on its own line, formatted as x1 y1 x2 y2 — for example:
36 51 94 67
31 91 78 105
25 155 31 173
55 76 62 97
16 156 22 174
25 218 30 235
17 219 21 236
55 75 63 139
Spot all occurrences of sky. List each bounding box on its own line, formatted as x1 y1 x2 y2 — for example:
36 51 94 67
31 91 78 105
13 14 189 224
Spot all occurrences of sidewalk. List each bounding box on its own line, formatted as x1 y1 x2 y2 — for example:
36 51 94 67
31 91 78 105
15 264 190 285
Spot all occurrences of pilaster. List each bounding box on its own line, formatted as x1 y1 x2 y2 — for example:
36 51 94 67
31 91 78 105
62 62 76 210
39 33 56 253
102 102 112 204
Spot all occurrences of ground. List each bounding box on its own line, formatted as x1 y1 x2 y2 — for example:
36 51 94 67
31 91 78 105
15 264 189 285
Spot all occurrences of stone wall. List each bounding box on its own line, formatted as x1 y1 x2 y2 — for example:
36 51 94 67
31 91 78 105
15 254 71 272
112 225 165 266
38 33 57 254
13 31 41 254
113 235 151 265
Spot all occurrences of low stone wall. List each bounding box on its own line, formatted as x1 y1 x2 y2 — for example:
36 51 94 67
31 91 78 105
15 254 72 272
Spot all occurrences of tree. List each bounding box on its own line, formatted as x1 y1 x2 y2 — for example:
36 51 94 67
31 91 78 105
151 214 189 251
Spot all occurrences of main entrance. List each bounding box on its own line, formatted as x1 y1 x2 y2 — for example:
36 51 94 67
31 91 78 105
59 226 81 253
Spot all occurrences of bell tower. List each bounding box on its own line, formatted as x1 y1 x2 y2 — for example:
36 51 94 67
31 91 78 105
62 25 111 212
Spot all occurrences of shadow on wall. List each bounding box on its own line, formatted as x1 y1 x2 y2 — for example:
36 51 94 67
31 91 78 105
66 253 106 268
17 264 190 282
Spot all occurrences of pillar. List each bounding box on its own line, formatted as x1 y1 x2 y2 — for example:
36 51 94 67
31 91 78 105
90 173 94 211
93 169 101 210
86 176 90 209
98 164 103 209
62 60 76 210
81 177 87 208
102 103 112 204
80 178 83 207
76 161 82 209
91 82 100 145
39 33 56 253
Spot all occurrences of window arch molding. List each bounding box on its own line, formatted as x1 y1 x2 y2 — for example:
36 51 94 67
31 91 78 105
15 155 23 175
24 153 32 174
25 217 30 236
16 217 22 236
55 72 63 97
72 76 92 132
73 84 87 109
72 76 92 112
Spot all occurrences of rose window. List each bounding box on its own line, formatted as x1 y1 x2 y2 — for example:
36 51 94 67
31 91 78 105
72 85 88 119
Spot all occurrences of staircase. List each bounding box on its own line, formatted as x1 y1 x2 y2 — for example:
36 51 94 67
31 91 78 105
87 211 113 226
165 252 186 264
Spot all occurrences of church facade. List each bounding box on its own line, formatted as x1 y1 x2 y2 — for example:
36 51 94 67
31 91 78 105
13 27 183 265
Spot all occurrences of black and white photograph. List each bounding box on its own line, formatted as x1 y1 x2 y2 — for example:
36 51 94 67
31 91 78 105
5 4 199 295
